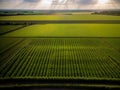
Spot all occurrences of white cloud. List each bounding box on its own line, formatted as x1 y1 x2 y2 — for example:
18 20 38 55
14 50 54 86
0 0 120 10
0 0 23 9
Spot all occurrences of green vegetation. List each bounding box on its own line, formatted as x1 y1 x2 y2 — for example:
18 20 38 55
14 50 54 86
0 38 120 79
3 24 120 37
93 10 120 16
0 13 120 89
0 14 120 20
53 11 92 15
0 25 24 35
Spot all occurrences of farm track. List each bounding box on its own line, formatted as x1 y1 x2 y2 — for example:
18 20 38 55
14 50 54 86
0 20 120 24
0 77 120 90
0 83 120 90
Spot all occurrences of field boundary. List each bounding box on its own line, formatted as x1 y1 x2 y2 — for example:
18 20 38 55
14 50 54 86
1 36 120 38
0 78 120 90
0 83 120 90
0 38 25 54
0 78 120 84
0 20 120 25
0 25 28 35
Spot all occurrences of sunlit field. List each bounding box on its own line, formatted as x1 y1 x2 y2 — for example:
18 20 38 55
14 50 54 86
0 14 120 20
2 24 120 37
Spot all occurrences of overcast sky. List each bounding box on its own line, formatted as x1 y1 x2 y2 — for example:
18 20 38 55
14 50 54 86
0 0 120 10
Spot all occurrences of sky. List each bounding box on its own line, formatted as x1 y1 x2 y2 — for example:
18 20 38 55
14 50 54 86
0 0 120 10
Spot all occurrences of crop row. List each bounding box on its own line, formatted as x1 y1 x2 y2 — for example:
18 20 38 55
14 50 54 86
0 38 120 79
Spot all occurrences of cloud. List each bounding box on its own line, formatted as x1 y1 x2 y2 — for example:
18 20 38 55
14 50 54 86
0 0 120 10
115 0 120 3
77 0 97 5
24 0 40 2
0 0 23 9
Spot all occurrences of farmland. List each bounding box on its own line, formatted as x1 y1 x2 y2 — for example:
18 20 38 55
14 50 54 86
0 13 120 89
0 14 120 21
0 37 120 78
2 24 120 37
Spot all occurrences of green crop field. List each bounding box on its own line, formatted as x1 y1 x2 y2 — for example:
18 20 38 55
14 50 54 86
0 38 120 79
0 14 120 20
3 24 120 37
